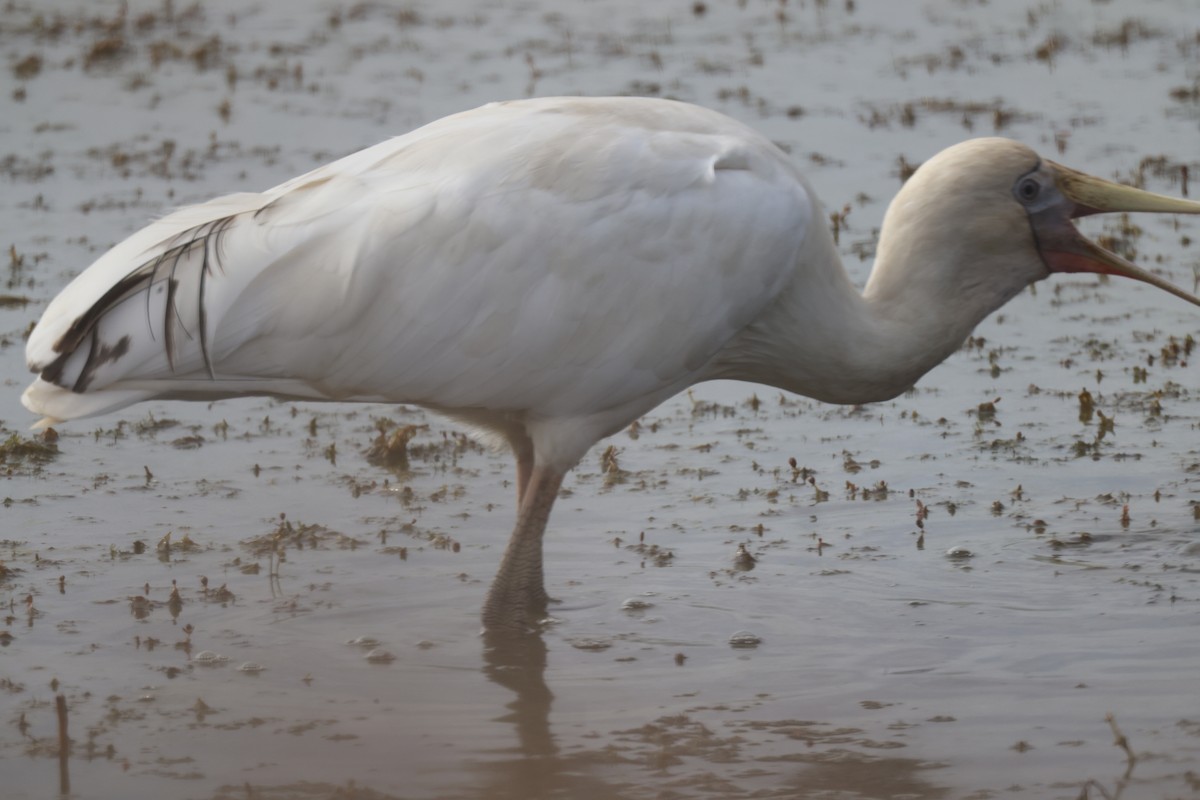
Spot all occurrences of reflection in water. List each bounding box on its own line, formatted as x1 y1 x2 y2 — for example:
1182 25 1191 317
785 756 950 799
474 630 621 799
481 630 555 758
476 631 955 800
55 694 70 797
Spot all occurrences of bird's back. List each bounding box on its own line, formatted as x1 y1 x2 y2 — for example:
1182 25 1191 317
25 97 816 446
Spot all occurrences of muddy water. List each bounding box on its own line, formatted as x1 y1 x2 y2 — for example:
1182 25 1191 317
1 0 1198 798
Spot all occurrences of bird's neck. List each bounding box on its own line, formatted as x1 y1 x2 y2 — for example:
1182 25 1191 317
710 223 1011 404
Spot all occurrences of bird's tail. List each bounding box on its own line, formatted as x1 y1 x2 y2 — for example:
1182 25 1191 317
22 192 274 427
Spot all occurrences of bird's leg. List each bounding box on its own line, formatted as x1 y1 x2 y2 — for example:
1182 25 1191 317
482 465 564 632
511 433 535 506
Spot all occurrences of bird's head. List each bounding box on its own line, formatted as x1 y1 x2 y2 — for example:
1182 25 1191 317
875 138 1200 313
1022 155 1200 306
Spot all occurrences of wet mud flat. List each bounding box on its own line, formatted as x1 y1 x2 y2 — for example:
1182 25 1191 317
1 0 1199 798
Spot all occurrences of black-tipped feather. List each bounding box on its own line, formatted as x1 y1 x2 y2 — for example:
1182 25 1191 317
44 214 238 390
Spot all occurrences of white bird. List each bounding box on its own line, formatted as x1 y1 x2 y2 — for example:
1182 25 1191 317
23 97 1200 631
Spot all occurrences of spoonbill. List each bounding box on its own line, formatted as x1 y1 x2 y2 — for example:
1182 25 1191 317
22 97 1200 631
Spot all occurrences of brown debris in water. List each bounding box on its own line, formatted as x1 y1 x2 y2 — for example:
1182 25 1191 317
366 422 423 469
242 516 364 558
1078 388 1094 423
0 432 59 471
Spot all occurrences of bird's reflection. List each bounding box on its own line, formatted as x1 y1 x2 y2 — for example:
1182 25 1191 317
475 629 621 799
481 629 555 757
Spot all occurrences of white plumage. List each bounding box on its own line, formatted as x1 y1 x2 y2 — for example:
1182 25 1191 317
23 96 1200 630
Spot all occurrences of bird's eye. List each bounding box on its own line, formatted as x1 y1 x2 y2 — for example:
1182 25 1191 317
1016 176 1040 204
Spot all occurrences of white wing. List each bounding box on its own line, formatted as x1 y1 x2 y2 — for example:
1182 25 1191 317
24 97 814 454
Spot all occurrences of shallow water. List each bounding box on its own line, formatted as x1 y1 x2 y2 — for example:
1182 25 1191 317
1 0 1199 798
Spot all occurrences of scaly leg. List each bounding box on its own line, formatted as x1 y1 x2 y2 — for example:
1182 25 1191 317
482 465 564 632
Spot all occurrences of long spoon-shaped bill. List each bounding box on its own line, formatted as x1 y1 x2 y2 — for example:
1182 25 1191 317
1038 163 1200 307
